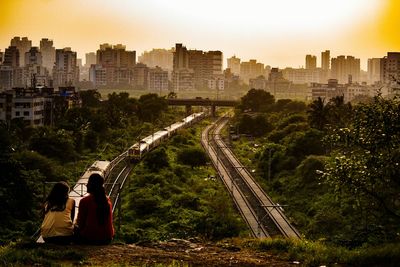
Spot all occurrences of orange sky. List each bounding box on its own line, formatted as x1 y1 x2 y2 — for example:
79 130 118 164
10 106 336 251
0 0 398 69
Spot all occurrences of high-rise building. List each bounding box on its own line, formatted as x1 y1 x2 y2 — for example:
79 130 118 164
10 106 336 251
97 44 136 68
282 67 326 84
3 46 19 68
139 49 173 71
0 51 3 64
40 38 55 72
227 56 241 75
23 47 49 87
85 52 96 67
331 55 360 84
25 47 42 66
10 37 32 67
172 69 195 91
380 52 400 85
132 63 149 89
240 59 264 83
148 66 169 93
367 58 381 84
305 55 317 69
53 48 79 87
173 43 189 70
0 66 13 90
188 49 223 88
90 44 136 86
321 50 330 70
172 43 222 90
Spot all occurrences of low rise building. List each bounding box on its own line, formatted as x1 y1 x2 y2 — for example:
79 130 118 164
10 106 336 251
0 86 81 126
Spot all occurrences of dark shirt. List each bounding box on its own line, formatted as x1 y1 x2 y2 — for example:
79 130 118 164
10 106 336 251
77 194 114 243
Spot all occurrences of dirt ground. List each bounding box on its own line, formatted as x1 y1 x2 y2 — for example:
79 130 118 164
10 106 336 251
80 239 295 266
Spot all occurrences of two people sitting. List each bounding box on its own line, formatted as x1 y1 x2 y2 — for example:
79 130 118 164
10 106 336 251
41 173 114 245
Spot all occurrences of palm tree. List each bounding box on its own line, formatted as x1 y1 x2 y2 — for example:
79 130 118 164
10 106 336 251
307 97 327 130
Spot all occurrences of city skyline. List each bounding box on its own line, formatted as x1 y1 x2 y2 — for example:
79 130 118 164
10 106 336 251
1 0 399 69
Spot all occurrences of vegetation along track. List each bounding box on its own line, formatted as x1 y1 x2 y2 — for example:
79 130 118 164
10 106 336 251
201 116 301 239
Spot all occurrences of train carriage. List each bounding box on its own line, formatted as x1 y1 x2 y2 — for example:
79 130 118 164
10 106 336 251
69 160 111 222
128 112 205 161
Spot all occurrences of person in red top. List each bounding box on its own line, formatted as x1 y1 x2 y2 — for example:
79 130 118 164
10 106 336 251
76 173 114 244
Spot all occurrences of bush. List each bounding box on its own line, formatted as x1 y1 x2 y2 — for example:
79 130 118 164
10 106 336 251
143 147 169 171
177 147 207 168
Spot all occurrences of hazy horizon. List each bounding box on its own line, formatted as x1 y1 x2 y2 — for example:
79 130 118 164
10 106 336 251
1 0 399 70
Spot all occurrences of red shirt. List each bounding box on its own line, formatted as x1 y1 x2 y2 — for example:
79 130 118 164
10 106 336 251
77 194 114 242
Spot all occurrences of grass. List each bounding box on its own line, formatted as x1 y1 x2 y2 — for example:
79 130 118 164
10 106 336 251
244 238 400 267
0 241 86 266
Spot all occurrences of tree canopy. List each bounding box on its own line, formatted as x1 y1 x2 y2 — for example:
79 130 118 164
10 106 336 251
239 89 275 112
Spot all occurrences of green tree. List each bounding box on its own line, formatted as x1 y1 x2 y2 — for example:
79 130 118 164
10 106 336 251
104 92 138 127
29 128 77 162
326 95 352 128
307 97 327 130
138 93 168 122
240 88 275 112
143 147 169 171
80 89 102 107
323 96 400 240
237 114 272 137
177 147 208 168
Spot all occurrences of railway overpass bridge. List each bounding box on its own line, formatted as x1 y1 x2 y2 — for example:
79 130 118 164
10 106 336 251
167 98 239 116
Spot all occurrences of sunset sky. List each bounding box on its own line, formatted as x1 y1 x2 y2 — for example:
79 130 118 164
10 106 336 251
0 0 399 69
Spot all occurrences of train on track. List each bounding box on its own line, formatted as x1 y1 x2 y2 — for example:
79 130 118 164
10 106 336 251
37 112 206 242
68 160 111 220
128 112 205 160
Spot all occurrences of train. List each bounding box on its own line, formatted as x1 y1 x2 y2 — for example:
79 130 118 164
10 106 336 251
37 112 205 242
128 112 205 160
68 160 111 222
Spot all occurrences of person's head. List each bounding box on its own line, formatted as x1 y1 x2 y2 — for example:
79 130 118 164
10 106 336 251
87 173 110 224
45 181 70 213
87 173 104 194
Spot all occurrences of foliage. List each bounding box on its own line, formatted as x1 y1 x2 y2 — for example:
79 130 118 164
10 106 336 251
307 97 327 130
307 96 352 131
239 88 275 112
249 239 400 267
272 99 307 113
29 128 77 162
80 89 102 107
104 92 138 127
323 96 400 241
12 151 57 182
0 242 85 266
143 147 170 171
237 113 272 137
121 121 246 242
138 93 168 122
177 147 207 168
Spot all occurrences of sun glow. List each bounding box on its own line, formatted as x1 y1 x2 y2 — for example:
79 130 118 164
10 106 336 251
0 0 394 68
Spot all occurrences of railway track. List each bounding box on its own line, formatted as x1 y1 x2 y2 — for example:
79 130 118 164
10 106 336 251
202 116 301 239
105 155 132 212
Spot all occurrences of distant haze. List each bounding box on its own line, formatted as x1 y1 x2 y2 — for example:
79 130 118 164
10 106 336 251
1 0 398 70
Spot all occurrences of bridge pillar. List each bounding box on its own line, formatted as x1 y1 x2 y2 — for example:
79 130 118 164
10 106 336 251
185 105 192 115
211 105 216 117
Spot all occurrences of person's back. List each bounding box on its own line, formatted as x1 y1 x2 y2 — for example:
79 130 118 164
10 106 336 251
76 173 114 244
41 182 75 244
77 194 114 244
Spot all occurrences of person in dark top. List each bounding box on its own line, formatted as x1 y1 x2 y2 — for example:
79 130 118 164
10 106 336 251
76 173 114 244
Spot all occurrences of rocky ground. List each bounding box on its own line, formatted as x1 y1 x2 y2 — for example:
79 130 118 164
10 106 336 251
79 239 295 266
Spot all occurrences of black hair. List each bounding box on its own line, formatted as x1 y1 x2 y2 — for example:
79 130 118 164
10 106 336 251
45 181 70 214
87 173 110 225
